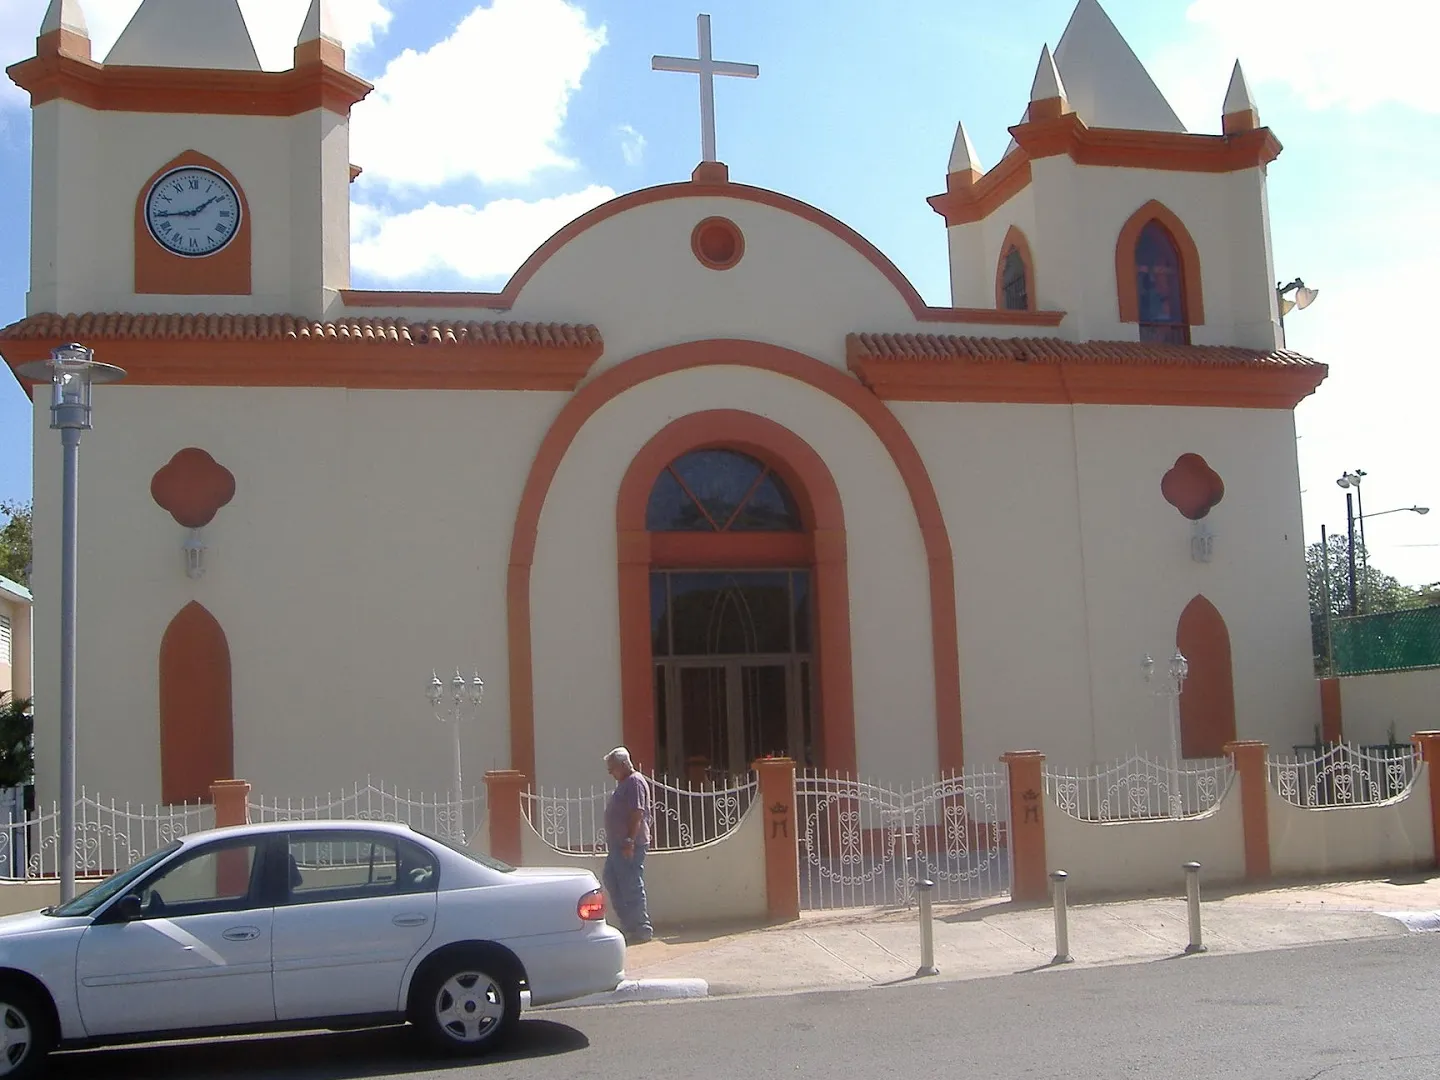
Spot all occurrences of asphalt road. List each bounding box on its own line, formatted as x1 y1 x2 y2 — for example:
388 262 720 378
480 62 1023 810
49 933 1440 1079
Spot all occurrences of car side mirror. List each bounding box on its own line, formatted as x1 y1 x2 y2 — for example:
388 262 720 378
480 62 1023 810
113 894 143 922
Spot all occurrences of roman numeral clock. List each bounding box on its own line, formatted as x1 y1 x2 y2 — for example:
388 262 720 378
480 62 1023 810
134 150 253 296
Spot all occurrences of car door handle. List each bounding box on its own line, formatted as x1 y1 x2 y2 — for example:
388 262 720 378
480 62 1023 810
393 914 429 928
222 926 261 941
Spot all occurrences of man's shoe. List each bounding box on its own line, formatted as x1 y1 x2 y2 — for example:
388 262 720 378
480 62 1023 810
625 930 654 945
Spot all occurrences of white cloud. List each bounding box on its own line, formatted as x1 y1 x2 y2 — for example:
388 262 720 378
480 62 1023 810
618 123 646 167
350 0 607 189
351 185 616 283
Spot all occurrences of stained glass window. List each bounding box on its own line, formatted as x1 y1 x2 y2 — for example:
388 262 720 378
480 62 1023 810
1135 220 1189 343
1001 247 1028 311
645 450 802 532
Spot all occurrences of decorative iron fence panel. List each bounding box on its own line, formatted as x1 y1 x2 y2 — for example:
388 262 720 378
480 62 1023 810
247 779 486 845
1268 743 1418 807
1043 755 1233 821
795 768 1011 910
523 773 756 854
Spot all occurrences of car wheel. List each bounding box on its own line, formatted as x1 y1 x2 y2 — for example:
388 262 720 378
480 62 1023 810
412 953 520 1056
0 984 52 1080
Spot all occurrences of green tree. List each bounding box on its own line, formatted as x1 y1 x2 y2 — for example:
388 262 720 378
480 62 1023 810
0 500 31 588
1307 533 1429 671
0 693 33 789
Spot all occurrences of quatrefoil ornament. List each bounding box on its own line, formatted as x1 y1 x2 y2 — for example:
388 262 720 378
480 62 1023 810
151 448 236 528
1161 454 1225 521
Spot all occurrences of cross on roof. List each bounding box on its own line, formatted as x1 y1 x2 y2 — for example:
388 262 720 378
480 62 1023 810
652 14 759 164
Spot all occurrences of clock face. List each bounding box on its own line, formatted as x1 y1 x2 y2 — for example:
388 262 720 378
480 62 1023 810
144 166 242 258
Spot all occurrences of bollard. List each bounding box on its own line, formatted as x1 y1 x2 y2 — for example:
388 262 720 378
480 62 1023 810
1050 869 1072 964
1183 861 1206 954
915 879 939 977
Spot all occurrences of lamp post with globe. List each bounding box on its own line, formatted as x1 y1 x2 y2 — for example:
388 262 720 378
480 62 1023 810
427 670 483 842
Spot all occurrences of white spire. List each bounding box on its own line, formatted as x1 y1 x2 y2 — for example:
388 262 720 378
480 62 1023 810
948 121 982 174
39 0 88 37
1053 0 1185 133
298 0 342 47
1223 60 1257 117
1030 44 1067 103
105 0 260 71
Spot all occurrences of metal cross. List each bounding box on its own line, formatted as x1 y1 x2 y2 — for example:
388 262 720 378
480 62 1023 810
652 13 759 163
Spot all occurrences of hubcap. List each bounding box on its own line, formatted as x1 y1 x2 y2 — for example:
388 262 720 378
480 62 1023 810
0 1003 32 1076
434 970 505 1044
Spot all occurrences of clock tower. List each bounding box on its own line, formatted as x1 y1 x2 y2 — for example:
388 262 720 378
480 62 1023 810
8 0 372 319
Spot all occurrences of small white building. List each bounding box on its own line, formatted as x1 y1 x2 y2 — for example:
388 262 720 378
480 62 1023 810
1 0 1326 804
0 576 31 708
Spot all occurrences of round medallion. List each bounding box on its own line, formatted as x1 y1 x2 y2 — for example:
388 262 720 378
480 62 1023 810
144 165 243 258
691 217 745 271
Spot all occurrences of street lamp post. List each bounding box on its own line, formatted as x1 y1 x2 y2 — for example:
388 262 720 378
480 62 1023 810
1144 650 1189 817
427 669 483 843
1337 471 1369 612
15 344 126 904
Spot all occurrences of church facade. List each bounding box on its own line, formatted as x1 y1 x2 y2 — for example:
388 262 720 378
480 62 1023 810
2 0 1326 804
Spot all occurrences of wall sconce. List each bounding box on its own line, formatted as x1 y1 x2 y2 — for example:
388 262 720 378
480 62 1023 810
1190 520 1214 563
183 529 207 580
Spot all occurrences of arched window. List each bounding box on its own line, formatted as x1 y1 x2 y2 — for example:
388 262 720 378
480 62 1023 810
1000 247 1028 311
1135 221 1189 344
645 450 802 532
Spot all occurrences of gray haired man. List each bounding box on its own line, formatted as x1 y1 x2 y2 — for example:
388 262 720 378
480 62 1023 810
602 747 653 944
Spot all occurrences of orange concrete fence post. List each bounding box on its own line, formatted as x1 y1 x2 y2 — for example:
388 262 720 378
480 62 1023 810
484 770 529 867
756 757 800 922
1319 678 1343 744
209 779 251 828
1410 732 1440 869
1223 740 1271 881
1001 750 1047 903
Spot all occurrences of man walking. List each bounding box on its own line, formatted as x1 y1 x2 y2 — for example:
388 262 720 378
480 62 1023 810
603 746 653 944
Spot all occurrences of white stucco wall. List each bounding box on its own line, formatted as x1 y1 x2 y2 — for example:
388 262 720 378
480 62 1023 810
1268 766 1434 879
1043 781 1247 896
517 805 768 927
530 364 937 785
29 383 565 805
1337 668 1440 747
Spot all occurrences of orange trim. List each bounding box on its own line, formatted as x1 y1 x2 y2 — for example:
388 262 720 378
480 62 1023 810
1028 96 1068 122
1224 741 1272 880
349 164 363 183
1116 199 1206 326
208 780 251 826
340 175 1065 327
927 154 1032 227
483 770 529 866
6 50 373 117
1177 596 1237 758
994 225 1037 312
1411 733 1440 869
1223 109 1259 135
649 532 812 568
151 447 236 529
506 340 963 782
690 216 746 271
1319 677 1342 743
757 759 800 922
36 29 89 60
616 411 856 774
160 602 234 805
134 151 252 297
294 38 346 70
1001 750 1047 902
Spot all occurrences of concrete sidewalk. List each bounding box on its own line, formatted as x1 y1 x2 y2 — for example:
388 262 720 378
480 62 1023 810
612 874 1440 1000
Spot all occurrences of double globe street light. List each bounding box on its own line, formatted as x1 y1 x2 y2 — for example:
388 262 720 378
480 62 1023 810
427 670 484 843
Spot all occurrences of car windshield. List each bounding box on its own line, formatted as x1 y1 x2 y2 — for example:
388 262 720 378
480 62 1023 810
46 841 182 917
410 828 515 873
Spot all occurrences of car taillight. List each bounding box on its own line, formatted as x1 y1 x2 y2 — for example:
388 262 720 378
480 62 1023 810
578 888 605 921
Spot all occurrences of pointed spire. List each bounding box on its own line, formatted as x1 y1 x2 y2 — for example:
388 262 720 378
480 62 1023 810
1222 60 1260 133
105 0 261 71
948 121 982 176
1053 0 1185 133
1028 45 1071 120
37 0 90 58
295 0 347 68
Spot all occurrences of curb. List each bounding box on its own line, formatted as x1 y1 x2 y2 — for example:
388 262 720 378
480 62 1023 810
527 978 710 1010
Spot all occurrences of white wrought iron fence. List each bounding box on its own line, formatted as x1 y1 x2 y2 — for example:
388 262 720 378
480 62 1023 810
1043 754 1233 821
0 791 215 881
523 772 757 854
1268 743 1418 808
247 779 487 844
795 768 1011 910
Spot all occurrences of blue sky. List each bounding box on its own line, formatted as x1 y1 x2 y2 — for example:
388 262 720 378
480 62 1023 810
1 0 1437 582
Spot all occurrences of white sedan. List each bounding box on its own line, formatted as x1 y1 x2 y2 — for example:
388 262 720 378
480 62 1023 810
0 819 626 1077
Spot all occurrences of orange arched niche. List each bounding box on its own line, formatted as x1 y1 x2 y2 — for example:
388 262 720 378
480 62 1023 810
507 339 964 783
159 602 234 804
994 225 1037 312
616 410 855 774
1115 200 1205 326
1176 595 1236 758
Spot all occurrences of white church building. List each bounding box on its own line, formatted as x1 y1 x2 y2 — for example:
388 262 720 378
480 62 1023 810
1 0 1326 804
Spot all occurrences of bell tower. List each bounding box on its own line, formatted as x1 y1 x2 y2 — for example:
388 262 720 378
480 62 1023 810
7 0 372 320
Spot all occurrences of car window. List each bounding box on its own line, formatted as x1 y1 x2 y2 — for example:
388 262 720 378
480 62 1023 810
409 827 515 873
48 842 181 917
285 832 438 904
132 839 262 919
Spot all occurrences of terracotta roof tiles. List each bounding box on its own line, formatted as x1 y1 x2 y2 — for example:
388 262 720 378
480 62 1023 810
847 333 1320 368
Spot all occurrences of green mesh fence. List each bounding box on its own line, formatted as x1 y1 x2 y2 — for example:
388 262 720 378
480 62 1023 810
1330 606 1440 675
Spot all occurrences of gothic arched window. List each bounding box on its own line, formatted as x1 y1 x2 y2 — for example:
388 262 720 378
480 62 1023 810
1001 247 1029 311
1135 220 1189 344
645 450 802 532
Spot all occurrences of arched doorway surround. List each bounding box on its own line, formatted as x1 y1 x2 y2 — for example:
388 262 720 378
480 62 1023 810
505 339 963 782
1176 594 1237 758
616 411 854 777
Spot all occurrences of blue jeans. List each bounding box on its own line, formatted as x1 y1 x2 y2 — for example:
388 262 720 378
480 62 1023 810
603 842 652 939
